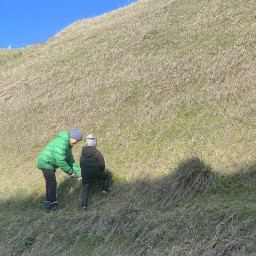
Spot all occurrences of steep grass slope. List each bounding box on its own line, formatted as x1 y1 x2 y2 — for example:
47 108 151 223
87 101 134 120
1 0 256 194
1 0 256 255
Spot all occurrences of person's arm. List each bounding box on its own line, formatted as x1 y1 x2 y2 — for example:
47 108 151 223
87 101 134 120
96 150 105 171
53 139 73 175
67 153 81 177
79 147 86 167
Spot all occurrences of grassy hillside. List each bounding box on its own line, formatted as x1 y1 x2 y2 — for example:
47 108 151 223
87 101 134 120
1 0 256 255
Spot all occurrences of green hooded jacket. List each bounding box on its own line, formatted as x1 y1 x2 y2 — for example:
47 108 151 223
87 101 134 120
37 131 81 177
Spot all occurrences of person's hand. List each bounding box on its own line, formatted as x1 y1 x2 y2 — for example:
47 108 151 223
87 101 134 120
70 173 75 178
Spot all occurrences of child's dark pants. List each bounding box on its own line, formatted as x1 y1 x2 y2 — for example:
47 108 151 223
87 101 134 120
82 172 110 207
41 169 57 203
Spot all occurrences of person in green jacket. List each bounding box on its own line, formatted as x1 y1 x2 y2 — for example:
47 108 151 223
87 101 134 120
37 128 83 211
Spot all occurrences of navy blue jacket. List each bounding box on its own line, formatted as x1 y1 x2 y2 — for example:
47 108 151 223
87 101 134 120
80 146 106 183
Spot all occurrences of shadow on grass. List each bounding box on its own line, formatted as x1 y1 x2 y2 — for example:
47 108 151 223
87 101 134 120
0 169 114 212
1 158 256 212
1 157 256 256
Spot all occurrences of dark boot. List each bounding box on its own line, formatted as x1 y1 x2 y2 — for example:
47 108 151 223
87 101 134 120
50 201 58 211
43 201 51 211
102 177 110 196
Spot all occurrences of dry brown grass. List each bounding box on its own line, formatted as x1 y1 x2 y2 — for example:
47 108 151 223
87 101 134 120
1 0 256 254
157 156 218 202
0 0 255 199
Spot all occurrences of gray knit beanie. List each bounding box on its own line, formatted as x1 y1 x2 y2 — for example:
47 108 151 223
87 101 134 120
69 128 83 141
86 134 97 146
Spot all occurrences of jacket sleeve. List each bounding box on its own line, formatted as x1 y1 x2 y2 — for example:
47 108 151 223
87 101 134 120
79 147 86 168
53 139 73 175
96 150 105 171
67 154 81 177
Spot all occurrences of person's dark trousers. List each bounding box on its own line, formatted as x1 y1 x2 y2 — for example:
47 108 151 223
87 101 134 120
41 169 57 203
82 183 91 207
81 176 110 207
102 176 110 191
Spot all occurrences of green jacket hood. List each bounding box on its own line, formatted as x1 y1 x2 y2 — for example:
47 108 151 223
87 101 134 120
58 131 71 144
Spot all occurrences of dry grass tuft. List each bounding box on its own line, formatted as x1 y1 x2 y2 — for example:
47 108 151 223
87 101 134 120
158 156 218 201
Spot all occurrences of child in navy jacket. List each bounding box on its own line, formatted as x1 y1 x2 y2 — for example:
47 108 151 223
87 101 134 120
80 134 110 210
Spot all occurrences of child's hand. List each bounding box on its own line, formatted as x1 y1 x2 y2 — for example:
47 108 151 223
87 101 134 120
70 173 75 178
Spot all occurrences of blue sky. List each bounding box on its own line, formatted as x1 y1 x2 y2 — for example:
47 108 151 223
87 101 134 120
0 0 138 49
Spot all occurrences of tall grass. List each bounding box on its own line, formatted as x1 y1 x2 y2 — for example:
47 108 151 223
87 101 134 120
1 0 256 254
1 157 256 255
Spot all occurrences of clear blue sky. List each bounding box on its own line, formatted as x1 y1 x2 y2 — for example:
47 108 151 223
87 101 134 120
0 0 138 49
